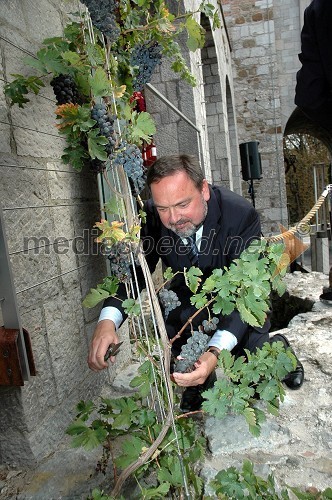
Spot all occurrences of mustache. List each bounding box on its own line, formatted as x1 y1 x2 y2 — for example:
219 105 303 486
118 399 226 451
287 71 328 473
170 219 191 227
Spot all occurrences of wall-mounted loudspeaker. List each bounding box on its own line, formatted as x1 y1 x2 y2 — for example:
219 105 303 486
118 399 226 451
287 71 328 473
239 141 262 181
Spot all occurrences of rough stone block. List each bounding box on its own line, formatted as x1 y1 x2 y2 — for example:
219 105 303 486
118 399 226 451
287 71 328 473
14 127 65 158
0 123 11 154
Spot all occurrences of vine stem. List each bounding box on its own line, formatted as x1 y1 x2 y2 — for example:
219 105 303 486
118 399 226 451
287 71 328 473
110 252 174 497
155 271 181 295
170 296 215 344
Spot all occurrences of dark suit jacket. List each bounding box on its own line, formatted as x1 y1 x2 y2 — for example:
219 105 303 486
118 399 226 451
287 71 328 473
295 0 332 129
104 185 270 347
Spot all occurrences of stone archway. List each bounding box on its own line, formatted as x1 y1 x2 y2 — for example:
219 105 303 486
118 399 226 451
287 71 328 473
284 108 331 226
200 14 230 188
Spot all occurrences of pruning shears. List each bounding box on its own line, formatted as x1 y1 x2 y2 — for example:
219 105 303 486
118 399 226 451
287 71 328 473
104 342 123 361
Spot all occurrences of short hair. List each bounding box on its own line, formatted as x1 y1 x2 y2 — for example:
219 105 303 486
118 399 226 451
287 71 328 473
146 154 204 189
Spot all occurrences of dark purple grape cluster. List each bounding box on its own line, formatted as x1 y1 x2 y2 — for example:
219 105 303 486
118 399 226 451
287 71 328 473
130 42 163 91
202 317 219 333
82 0 120 44
158 288 181 319
50 74 80 104
111 141 146 194
91 102 117 154
105 240 132 282
174 331 209 373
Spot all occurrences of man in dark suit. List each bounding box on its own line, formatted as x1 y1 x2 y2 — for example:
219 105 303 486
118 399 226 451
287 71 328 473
295 0 332 130
88 155 304 411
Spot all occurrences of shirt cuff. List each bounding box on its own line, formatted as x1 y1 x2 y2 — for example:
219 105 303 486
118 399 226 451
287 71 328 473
208 329 238 351
98 306 123 330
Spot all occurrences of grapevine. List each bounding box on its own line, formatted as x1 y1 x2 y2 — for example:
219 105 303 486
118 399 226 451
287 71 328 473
174 330 209 373
111 141 146 194
82 0 120 44
202 316 219 333
91 102 117 154
105 240 133 282
158 288 181 320
50 74 80 105
130 41 163 91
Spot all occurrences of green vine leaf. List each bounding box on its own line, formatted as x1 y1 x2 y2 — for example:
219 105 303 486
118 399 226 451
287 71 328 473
4 75 45 107
184 266 203 293
129 111 156 143
66 418 107 450
87 128 109 160
89 67 112 97
140 482 171 499
82 286 110 308
185 17 205 51
122 298 141 317
163 267 175 281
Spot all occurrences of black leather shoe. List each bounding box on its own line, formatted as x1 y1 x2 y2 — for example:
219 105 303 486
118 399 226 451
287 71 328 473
270 333 304 390
180 371 217 412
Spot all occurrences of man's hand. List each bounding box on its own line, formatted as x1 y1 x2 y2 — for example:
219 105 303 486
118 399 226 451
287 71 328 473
88 319 119 371
172 351 218 387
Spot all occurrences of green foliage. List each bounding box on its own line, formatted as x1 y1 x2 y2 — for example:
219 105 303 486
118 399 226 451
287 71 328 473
122 298 141 316
83 276 119 308
4 2 221 170
4 74 45 107
208 459 291 499
191 240 286 328
202 342 295 435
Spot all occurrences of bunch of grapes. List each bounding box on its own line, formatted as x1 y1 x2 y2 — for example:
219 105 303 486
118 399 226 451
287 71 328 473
158 289 181 319
202 317 219 333
50 74 80 104
105 240 132 282
174 331 209 373
91 102 116 154
130 42 163 91
111 142 146 194
82 0 120 44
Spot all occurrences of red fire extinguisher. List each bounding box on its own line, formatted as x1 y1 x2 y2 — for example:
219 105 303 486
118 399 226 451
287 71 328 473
144 138 157 167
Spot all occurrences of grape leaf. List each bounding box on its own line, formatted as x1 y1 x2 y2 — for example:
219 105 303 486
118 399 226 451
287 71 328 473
99 276 119 295
236 298 260 327
185 17 205 51
89 67 112 97
62 143 88 171
140 483 171 499
62 50 81 66
122 298 141 316
94 219 126 243
163 267 175 281
129 111 156 142
87 128 109 160
82 286 110 308
190 291 206 309
184 266 203 293
104 196 126 218
115 436 147 469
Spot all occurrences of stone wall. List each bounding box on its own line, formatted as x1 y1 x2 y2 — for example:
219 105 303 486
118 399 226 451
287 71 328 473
0 0 116 465
145 0 243 193
222 0 289 232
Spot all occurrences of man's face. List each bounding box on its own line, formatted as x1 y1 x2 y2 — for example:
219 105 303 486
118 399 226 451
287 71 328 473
150 170 210 237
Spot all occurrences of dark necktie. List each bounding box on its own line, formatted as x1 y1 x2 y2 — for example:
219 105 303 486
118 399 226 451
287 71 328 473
186 234 199 266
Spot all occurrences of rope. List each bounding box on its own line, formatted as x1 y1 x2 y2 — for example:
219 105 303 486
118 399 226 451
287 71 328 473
266 185 332 242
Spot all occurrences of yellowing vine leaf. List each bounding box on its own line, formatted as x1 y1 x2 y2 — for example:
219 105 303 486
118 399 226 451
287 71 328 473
55 103 79 128
94 219 126 243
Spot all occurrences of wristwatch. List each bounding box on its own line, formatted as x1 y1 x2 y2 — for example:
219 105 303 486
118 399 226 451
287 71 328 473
206 347 220 359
